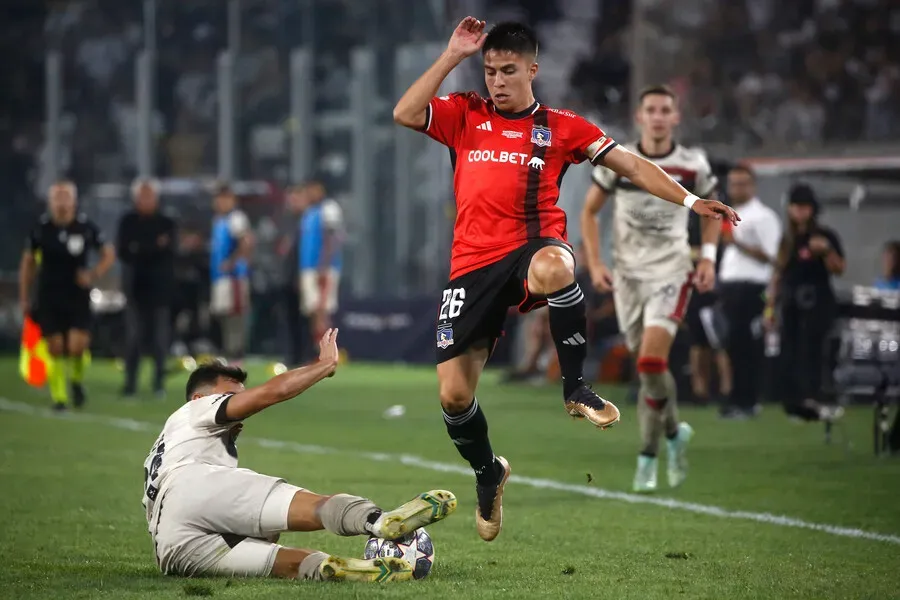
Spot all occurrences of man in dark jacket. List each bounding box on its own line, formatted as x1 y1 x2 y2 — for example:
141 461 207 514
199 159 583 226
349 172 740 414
117 178 177 398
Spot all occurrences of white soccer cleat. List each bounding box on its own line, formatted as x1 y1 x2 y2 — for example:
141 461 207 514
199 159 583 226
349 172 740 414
666 422 694 488
633 455 658 493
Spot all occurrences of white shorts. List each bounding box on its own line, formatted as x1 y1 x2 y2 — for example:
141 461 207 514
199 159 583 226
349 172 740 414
613 270 694 351
210 278 250 317
151 465 302 577
300 269 340 316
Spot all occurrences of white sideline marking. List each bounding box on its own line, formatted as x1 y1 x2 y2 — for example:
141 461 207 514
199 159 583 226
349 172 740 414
2 397 899 546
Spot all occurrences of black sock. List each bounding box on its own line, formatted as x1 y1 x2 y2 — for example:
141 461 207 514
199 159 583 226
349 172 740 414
443 398 500 486
547 282 587 398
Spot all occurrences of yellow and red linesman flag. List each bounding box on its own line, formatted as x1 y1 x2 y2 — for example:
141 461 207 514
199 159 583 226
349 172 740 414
19 315 50 387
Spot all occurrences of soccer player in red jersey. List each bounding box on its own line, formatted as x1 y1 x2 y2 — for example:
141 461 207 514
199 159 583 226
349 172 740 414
393 18 739 542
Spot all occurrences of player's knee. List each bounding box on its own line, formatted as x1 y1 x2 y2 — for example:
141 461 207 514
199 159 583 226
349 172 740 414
439 379 475 414
528 248 575 294
637 355 668 399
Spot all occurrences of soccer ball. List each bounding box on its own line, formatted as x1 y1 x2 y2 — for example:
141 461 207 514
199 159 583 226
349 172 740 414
363 528 434 580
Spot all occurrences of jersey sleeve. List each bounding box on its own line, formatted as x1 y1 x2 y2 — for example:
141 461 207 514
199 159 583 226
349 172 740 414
422 92 470 148
567 115 617 165
189 393 237 430
320 200 343 230
228 210 251 237
26 226 41 253
695 153 719 198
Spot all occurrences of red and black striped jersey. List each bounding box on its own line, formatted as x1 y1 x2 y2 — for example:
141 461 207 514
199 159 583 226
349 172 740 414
422 92 616 279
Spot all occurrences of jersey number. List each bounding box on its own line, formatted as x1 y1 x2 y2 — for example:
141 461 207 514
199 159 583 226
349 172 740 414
439 288 466 320
143 436 165 502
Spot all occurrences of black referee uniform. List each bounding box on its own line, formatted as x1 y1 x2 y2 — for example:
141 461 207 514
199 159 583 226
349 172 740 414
25 212 108 408
28 213 105 336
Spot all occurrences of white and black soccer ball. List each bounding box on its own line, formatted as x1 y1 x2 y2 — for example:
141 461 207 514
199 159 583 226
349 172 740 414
363 528 434 580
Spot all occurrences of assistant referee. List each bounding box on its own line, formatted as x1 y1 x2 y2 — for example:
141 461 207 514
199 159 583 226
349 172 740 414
18 181 115 410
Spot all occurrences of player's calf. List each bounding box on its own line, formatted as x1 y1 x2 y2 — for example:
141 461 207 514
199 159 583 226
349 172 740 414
636 356 679 438
67 331 91 408
316 490 457 540
45 336 68 409
439 357 505 488
528 247 619 427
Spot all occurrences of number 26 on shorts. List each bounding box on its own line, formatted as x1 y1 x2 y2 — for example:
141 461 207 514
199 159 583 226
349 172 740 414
439 288 466 320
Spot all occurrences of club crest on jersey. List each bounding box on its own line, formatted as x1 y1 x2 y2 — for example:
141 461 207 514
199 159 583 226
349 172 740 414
66 234 85 256
436 324 454 349
531 125 552 147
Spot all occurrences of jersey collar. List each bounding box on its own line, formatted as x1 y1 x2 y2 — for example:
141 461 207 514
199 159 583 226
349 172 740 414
636 141 678 159
493 100 540 120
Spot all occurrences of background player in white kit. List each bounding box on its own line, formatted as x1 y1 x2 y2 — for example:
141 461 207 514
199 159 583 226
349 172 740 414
580 85 725 493
141 328 457 582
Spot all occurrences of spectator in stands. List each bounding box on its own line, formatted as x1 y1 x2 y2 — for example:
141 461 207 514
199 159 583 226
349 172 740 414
718 165 782 418
874 240 900 291
765 183 845 422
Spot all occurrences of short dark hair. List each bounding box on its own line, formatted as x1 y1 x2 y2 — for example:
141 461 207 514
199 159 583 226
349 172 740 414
638 84 677 105
482 22 538 59
185 363 248 401
729 164 756 180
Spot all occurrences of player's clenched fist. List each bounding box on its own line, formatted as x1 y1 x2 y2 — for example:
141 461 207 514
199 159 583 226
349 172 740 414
447 16 487 59
318 328 340 377
691 198 740 225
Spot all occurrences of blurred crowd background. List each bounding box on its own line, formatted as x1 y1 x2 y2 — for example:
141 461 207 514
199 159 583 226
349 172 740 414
2 0 899 417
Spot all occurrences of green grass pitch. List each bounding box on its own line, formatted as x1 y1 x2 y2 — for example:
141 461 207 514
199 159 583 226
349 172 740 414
1 357 899 599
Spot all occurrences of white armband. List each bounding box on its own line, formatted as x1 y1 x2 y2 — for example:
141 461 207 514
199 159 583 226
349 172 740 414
701 243 718 263
683 194 700 209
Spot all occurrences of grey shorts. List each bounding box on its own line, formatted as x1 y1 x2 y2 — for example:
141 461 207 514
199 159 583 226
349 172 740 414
150 465 301 577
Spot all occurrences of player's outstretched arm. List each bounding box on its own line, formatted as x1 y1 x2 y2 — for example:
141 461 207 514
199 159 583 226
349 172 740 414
223 329 340 421
392 16 486 129
600 145 741 225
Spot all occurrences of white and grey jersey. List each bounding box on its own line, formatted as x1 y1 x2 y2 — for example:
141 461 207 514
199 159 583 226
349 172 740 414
592 143 718 281
142 393 242 525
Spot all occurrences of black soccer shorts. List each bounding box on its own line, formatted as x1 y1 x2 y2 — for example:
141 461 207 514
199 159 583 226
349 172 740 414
685 290 726 350
35 291 92 336
435 238 572 364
